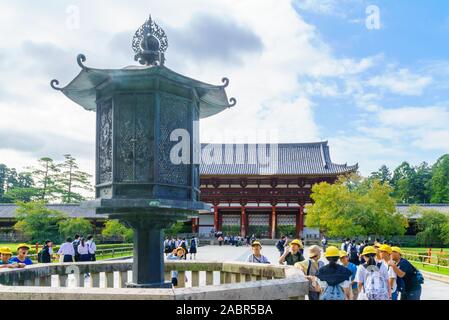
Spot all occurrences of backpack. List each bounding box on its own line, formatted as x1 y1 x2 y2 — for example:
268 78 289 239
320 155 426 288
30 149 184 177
306 260 325 276
363 264 389 300
72 240 80 255
276 240 284 252
37 249 44 263
350 245 358 260
38 246 50 263
343 243 349 252
320 284 346 300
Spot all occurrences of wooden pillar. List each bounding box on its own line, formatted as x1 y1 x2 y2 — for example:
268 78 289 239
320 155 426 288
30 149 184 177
296 205 304 238
271 206 276 239
241 206 247 237
213 205 219 231
191 218 198 233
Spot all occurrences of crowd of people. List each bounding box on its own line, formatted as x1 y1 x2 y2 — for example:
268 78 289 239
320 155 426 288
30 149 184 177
241 236 423 301
0 232 425 300
0 234 97 269
215 231 257 247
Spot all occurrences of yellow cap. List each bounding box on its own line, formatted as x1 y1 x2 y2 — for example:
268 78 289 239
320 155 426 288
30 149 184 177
17 243 30 250
0 247 13 255
391 246 402 254
374 242 381 248
251 241 262 247
175 247 186 255
361 246 377 256
379 244 392 255
339 250 348 258
324 246 340 258
289 239 303 248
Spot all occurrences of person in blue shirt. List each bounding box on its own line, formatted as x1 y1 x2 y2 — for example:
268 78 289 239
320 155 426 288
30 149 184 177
9 243 33 266
339 250 358 300
246 241 270 264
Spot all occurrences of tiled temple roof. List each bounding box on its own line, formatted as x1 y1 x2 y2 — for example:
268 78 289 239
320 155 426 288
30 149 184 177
199 141 358 176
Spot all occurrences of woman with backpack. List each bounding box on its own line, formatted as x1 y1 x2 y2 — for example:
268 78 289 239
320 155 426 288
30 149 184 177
315 246 352 300
355 246 391 300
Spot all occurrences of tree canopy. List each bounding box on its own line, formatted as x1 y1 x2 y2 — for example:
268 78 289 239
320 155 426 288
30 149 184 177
368 155 449 204
408 206 449 247
0 155 93 204
59 217 93 239
101 220 133 242
305 174 408 238
14 201 67 243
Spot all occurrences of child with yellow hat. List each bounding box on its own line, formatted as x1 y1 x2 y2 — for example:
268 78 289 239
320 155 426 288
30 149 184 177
279 239 304 266
388 246 423 300
246 240 270 264
354 246 390 300
8 244 32 267
378 244 399 300
0 247 19 269
314 246 352 300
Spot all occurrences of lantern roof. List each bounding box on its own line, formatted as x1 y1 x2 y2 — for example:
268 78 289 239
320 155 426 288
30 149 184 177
51 54 236 119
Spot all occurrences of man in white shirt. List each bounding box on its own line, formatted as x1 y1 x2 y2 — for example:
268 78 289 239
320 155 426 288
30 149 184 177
86 235 97 261
379 244 398 300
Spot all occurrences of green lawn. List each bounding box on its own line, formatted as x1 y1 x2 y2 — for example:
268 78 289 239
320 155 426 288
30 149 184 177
411 262 449 276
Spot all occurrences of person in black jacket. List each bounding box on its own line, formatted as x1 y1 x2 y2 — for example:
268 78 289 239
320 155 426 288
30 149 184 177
316 246 352 300
275 236 287 256
72 234 80 262
38 240 52 263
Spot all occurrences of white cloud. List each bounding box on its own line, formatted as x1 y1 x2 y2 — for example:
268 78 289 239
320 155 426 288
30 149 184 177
367 68 432 96
412 130 449 150
378 106 449 129
0 0 373 178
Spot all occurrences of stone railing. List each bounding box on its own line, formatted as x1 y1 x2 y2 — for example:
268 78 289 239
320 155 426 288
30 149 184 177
0 260 308 300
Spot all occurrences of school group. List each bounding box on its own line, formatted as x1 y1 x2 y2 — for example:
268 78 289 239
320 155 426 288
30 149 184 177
244 236 423 300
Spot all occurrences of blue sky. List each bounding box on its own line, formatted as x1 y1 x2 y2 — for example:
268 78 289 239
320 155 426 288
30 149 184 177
291 0 449 173
0 0 448 178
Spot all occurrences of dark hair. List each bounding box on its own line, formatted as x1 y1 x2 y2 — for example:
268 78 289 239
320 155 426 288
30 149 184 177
364 253 376 266
80 238 85 247
327 256 339 268
74 234 80 239
45 240 51 245
281 235 286 239
66 237 72 243
87 235 93 240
